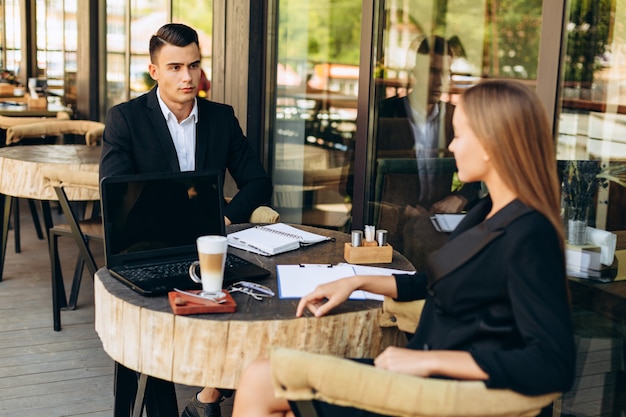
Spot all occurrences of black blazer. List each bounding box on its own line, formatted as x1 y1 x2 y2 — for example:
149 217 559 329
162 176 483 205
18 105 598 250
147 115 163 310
100 88 273 223
376 96 455 158
395 198 575 396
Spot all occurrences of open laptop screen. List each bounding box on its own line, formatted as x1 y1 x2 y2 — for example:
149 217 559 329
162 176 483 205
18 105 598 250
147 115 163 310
100 170 225 268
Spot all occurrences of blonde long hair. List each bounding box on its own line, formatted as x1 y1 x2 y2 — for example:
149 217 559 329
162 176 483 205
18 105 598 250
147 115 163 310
460 80 564 243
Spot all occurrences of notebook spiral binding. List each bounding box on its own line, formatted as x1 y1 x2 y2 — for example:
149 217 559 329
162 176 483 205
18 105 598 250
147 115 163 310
253 225 304 241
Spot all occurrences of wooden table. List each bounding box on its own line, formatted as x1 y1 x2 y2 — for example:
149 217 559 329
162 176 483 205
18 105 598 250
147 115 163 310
0 102 72 117
94 224 414 416
0 144 100 280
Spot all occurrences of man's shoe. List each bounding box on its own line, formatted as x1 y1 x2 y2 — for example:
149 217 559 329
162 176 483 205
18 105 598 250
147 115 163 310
181 392 221 417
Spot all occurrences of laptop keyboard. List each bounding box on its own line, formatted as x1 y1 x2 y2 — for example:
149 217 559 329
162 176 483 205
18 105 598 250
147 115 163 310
113 254 263 284
113 260 190 282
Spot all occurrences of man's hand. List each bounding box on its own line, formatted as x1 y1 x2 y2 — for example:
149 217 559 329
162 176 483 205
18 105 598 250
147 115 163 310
430 195 467 214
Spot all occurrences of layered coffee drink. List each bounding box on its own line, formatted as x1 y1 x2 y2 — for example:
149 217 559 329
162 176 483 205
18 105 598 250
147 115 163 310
198 252 226 291
189 235 227 295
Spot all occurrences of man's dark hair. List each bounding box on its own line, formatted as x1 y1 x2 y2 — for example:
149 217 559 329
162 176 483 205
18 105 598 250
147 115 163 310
414 35 466 58
149 23 199 63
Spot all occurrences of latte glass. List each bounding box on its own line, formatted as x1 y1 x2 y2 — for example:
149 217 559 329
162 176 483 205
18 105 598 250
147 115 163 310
188 235 228 297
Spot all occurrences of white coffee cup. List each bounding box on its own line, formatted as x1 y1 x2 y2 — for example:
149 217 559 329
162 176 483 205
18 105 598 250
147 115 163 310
188 235 228 296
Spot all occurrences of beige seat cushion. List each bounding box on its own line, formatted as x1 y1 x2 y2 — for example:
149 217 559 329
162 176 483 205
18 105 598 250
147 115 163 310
271 347 559 417
0 112 70 129
42 166 99 191
6 119 104 145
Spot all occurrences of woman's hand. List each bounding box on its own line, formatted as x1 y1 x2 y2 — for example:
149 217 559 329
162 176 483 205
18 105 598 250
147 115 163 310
295 276 358 317
374 346 489 380
374 346 437 377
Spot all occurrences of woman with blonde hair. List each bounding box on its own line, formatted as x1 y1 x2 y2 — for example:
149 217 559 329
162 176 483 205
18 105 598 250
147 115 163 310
231 80 575 417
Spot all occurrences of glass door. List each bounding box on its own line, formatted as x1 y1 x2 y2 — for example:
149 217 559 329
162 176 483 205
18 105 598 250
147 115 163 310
269 0 362 231
557 0 626 233
363 0 545 271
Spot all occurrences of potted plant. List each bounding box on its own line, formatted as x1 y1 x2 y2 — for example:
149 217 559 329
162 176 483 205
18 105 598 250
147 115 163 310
561 160 626 245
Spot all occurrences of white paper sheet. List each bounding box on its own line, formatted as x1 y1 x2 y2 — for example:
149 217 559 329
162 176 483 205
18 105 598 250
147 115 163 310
276 264 416 300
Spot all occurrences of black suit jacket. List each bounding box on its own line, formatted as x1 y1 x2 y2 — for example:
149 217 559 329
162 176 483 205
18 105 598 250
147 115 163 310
395 198 575 396
376 96 455 158
100 88 272 223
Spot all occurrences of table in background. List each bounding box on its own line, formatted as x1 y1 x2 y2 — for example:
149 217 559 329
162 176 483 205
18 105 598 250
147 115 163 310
95 224 414 416
0 144 100 280
0 101 72 117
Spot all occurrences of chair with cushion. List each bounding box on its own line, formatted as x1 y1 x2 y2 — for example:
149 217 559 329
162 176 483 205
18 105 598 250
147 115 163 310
43 167 102 331
0 112 74 252
5 119 105 146
270 298 561 417
372 157 466 271
0 111 71 130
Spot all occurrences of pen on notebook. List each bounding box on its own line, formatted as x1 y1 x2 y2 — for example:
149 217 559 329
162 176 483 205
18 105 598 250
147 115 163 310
299 263 333 267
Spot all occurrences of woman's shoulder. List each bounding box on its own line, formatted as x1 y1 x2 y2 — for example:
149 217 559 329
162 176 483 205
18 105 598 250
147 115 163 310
502 203 561 250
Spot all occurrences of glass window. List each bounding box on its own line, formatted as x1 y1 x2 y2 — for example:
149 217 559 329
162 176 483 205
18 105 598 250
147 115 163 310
173 0 213 99
106 0 127 108
269 0 362 231
557 0 626 234
366 0 544 271
34 0 77 108
128 1 167 99
2 0 22 76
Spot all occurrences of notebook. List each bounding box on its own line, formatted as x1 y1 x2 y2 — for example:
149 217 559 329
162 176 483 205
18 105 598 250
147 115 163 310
430 213 465 232
100 170 270 296
227 223 331 256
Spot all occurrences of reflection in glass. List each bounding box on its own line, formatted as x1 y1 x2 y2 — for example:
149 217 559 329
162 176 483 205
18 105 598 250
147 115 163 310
558 0 626 232
173 0 213 99
3 0 21 74
271 0 361 230
32 0 77 105
368 1 542 271
106 0 127 108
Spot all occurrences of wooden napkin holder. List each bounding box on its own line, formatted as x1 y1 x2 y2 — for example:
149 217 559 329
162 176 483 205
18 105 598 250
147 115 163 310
344 242 393 264
0 83 15 95
27 94 47 109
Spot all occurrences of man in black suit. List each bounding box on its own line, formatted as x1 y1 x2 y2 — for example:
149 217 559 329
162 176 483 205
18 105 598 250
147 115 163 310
99 23 272 417
376 35 460 206
100 23 272 227
377 35 456 161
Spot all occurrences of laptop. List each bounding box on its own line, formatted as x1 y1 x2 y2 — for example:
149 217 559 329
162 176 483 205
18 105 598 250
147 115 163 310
100 170 271 296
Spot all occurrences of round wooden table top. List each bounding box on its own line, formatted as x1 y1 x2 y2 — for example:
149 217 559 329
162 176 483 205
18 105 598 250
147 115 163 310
0 144 100 200
94 224 414 389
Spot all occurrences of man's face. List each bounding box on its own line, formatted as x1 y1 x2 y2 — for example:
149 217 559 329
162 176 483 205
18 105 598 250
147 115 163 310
410 52 448 112
427 54 445 104
148 42 201 109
